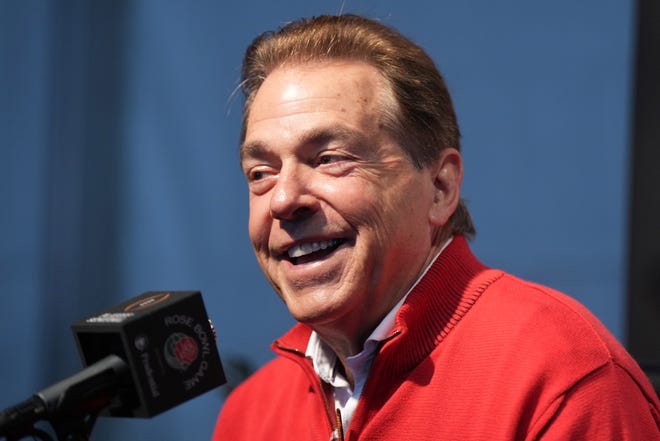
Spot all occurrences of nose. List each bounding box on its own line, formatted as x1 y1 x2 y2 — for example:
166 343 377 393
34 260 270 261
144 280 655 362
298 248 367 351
269 166 318 221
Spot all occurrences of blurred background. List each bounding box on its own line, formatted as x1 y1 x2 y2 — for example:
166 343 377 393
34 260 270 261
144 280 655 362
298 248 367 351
1 0 658 440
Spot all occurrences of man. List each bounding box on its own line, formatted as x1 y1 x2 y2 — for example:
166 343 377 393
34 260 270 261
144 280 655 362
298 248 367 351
214 14 660 440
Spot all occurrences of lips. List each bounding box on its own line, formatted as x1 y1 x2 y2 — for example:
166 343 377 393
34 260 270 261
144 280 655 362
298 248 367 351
285 238 346 264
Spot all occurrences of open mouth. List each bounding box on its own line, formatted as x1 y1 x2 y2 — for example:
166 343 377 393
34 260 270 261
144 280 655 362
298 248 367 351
286 238 346 265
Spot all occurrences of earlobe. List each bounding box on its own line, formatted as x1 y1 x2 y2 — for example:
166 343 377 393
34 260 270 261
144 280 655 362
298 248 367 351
428 148 463 227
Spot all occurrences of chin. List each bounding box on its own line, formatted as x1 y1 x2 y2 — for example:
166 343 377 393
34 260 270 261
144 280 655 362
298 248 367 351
286 296 347 327
288 304 332 324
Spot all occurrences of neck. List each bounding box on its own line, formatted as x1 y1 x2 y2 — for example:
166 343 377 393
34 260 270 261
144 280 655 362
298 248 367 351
312 319 373 359
312 236 453 359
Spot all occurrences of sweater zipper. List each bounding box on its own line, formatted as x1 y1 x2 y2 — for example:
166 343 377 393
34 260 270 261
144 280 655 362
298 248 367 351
273 342 341 440
321 376 345 441
272 329 404 441
334 408 345 441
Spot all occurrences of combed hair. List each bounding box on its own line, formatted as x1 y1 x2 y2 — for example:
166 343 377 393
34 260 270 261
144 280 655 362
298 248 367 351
240 14 475 238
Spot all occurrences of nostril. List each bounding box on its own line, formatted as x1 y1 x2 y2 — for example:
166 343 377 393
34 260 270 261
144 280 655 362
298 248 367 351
271 204 315 221
292 205 314 219
269 190 318 221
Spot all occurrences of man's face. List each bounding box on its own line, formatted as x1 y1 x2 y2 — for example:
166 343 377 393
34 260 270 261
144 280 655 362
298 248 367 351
241 61 441 345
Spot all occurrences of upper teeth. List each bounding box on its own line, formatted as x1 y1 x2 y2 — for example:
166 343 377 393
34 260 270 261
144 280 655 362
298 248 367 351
288 239 340 259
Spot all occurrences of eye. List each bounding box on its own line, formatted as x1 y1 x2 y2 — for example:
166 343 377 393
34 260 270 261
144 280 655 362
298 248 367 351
245 168 277 195
316 153 347 166
313 150 357 176
317 154 335 165
245 164 275 182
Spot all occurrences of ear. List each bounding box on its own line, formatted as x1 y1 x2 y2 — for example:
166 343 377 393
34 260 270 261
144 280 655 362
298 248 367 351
428 148 463 227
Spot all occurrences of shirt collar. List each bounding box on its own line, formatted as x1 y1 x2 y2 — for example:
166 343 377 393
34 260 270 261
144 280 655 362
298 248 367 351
306 237 453 385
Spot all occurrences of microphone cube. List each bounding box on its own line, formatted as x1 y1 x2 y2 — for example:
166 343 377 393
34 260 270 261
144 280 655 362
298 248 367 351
71 291 226 417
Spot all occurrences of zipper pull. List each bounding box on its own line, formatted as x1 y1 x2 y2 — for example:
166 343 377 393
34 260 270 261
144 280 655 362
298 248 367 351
334 408 345 441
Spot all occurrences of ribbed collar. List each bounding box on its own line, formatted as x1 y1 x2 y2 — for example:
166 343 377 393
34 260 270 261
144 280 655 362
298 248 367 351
305 237 454 384
273 236 502 378
378 235 501 376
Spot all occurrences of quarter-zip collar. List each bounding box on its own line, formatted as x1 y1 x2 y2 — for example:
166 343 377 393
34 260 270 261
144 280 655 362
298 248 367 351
271 235 503 440
272 236 496 375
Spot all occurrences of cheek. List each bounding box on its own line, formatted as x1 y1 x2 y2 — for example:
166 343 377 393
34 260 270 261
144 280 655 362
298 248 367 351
351 182 431 244
335 186 400 242
247 197 271 249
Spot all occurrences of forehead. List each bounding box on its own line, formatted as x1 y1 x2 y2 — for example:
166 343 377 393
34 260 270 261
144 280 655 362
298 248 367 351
242 61 389 150
265 59 383 91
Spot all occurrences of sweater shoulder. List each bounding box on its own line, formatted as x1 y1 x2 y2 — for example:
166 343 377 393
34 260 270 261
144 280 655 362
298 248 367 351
440 271 659 429
473 271 640 376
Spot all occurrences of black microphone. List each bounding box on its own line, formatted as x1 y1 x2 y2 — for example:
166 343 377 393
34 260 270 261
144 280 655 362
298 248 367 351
0 291 226 440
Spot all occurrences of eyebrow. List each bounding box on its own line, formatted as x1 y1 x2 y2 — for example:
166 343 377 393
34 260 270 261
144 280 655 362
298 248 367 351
240 140 269 164
240 125 369 163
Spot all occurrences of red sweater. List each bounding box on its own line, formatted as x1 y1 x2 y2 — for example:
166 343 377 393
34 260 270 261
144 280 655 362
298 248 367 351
213 236 660 440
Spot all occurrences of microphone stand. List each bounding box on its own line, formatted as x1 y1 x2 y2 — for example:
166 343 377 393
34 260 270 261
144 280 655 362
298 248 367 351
0 355 129 441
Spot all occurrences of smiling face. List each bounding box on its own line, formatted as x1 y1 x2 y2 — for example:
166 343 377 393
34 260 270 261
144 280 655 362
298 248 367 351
241 61 456 354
